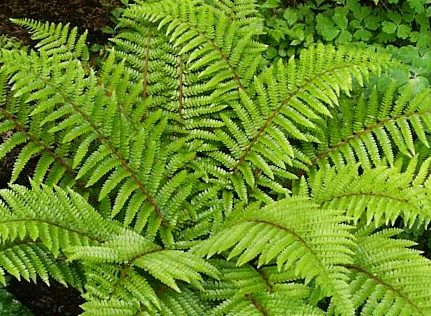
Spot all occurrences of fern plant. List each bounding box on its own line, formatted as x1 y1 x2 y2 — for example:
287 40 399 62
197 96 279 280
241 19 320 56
1 0 431 315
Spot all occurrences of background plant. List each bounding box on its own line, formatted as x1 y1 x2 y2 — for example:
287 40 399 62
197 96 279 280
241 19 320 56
259 0 431 60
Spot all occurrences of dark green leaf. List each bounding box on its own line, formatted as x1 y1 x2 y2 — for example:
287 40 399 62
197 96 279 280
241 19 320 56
261 0 281 9
338 30 352 43
364 16 381 30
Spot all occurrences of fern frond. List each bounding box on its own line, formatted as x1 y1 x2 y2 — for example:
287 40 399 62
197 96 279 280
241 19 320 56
0 49 89 187
194 197 356 315
0 242 83 290
82 286 211 316
195 44 391 202
2 45 202 235
345 228 431 316
308 164 431 227
201 259 324 315
10 18 89 62
81 263 161 314
207 0 263 29
0 184 119 251
0 183 123 289
68 230 219 293
306 83 431 169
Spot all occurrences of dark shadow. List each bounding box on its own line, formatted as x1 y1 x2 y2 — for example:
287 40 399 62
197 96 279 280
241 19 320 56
7 278 85 316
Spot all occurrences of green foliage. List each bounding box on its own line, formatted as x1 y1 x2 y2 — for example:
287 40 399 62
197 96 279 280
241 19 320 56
1 0 431 315
259 0 431 60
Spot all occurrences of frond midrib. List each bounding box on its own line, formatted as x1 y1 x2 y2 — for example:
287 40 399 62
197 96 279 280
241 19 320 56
0 107 87 189
319 191 418 210
310 109 431 168
0 218 104 243
339 262 424 315
37 76 166 224
231 62 369 173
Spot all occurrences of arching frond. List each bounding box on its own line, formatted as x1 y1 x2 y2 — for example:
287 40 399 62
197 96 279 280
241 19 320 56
10 18 89 62
305 83 431 169
194 197 356 316
346 228 431 316
307 164 431 227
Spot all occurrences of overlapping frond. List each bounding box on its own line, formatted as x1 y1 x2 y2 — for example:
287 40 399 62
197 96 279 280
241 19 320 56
194 197 356 315
202 260 325 315
1 1 431 315
1 38 204 236
0 44 90 188
0 242 83 290
0 184 118 289
305 83 431 169
68 227 219 315
346 228 431 316
307 163 431 227
113 0 266 123
193 44 391 204
81 286 211 316
68 230 219 292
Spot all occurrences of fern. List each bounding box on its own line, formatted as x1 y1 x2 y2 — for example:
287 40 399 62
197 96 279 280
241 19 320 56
1 0 431 315
305 83 431 169
306 162 431 227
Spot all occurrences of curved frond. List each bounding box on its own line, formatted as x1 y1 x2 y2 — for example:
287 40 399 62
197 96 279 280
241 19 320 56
10 18 89 62
306 83 431 169
194 197 356 315
308 164 431 227
346 228 431 316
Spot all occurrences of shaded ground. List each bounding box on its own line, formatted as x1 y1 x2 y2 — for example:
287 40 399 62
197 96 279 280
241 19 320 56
1 1 118 315
0 0 116 45
8 279 85 316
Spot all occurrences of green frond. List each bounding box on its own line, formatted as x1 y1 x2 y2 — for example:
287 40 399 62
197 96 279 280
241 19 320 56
0 242 83 290
194 197 356 315
308 164 431 227
82 286 211 316
1 1 431 315
0 183 123 290
206 0 263 29
306 83 431 169
10 18 89 62
200 259 325 315
155 287 211 316
345 228 431 315
181 43 391 204
0 49 87 187
213 292 325 316
80 299 138 316
0 184 119 250
81 263 161 314
69 231 219 293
